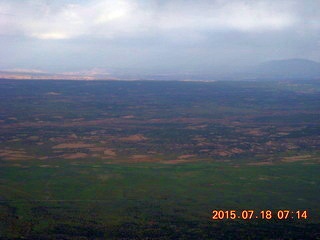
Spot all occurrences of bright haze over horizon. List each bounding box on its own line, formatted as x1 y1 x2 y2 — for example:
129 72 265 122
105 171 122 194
0 0 319 76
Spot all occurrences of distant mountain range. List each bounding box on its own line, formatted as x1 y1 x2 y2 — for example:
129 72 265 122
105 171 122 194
1 58 319 81
244 58 320 80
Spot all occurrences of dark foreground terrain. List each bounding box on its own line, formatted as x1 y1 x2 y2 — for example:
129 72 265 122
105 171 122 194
0 79 319 239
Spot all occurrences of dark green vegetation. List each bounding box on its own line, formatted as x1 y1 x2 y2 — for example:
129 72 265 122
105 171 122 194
0 79 320 239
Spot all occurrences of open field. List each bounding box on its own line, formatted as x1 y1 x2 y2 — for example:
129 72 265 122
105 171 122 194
0 79 320 239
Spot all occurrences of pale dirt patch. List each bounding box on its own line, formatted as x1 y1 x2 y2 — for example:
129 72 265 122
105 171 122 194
265 141 275 146
8 138 21 142
97 173 122 181
39 156 49 160
161 159 196 164
115 155 158 163
177 154 196 159
62 153 88 159
0 149 33 161
246 129 264 136
10 164 29 168
186 124 208 130
129 155 155 162
258 176 271 180
122 115 135 119
103 149 117 156
119 134 147 142
247 161 274 166
230 148 244 154
46 92 61 95
132 155 149 159
281 155 313 162
53 150 63 153
303 161 320 165
199 149 210 152
147 151 158 154
89 147 106 152
217 151 230 157
28 136 39 140
286 144 298 150
71 118 85 122
196 142 212 147
192 136 207 142
68 134 78 139
52 142 95 149
277 132 290 136
39 165 52 168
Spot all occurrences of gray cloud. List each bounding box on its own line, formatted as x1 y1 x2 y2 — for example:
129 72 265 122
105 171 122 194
0 0 319 73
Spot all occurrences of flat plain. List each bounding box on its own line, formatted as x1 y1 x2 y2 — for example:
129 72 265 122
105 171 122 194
0 79 319 239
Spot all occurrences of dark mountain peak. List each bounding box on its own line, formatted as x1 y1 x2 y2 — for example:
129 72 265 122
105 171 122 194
250 58 320 79
260 58 320 67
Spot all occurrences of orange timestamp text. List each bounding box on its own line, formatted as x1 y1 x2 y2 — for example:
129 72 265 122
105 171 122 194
212 210 308 220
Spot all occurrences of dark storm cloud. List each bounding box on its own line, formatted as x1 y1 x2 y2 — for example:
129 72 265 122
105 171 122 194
0 0 319 73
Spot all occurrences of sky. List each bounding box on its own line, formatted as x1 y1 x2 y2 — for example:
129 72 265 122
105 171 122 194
0 0 319 75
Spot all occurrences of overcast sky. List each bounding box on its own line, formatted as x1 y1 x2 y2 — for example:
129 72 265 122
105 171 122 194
0 0 319 74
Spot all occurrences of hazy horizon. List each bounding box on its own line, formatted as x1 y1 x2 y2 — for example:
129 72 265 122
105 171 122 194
0 0 319 75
